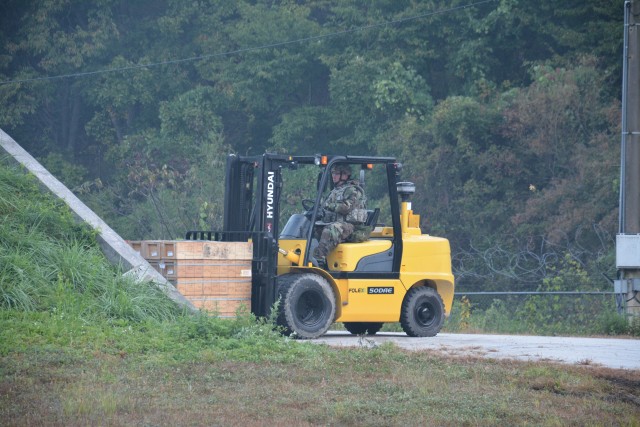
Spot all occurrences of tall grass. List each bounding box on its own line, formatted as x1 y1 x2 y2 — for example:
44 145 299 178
0 161 180 322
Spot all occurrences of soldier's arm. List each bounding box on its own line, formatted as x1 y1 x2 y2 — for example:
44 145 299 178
334 186 362 215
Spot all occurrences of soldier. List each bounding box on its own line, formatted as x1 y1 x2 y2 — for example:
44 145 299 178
312 163 369 268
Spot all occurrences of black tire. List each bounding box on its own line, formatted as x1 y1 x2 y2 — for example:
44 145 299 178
400 286 445 337
276 273 336 339
343 322 384 335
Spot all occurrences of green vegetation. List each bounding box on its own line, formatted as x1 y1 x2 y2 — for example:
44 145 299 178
0 0 622 292
443 296 640 337
4 311 640 426
0 161 180 320
1 162 639 425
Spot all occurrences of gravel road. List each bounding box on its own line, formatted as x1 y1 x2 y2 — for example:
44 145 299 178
313 331 640 370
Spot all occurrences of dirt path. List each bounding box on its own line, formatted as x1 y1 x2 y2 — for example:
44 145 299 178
313 331 640 370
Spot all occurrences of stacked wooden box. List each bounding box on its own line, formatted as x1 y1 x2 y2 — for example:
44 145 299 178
127 240 253 318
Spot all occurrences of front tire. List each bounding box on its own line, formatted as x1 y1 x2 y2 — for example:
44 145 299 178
276 273 336 339
400 286 445 337
343 322 384 335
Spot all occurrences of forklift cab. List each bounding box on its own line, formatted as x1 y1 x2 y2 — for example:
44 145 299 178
271 156 402 273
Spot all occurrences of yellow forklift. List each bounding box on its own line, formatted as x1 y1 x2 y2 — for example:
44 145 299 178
189 153 454 338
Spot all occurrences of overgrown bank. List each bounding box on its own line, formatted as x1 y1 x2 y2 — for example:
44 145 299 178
0 161 179 320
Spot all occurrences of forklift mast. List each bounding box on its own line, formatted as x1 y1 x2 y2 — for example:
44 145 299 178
221 154 314 316
222 154 278 317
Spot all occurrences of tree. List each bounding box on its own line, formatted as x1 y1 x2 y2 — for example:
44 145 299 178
0 0 622 275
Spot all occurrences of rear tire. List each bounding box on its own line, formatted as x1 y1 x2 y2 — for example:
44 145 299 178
400 286 445 337
276 273 336 339
343 322 384 335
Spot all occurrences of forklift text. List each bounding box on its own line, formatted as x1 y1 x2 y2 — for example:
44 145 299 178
367 287 394 294
266 171 275 219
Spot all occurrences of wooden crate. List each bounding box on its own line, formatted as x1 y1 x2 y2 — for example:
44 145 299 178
144 258 251 281
127 240 253 317
175 279 251 297
168 260 251 279
171 241 252 261
127 240 252 260
143 240 163 259
126 240 163 259
146 260 162 274
127 240 143 255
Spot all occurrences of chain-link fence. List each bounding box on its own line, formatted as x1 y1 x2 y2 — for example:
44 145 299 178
454 291 619 311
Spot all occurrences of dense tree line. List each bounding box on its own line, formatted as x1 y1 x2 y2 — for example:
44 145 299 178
0 0 623 290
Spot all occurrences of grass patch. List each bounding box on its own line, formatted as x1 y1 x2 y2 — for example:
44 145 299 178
2 313 639 426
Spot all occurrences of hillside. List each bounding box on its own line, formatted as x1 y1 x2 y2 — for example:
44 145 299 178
0 160 179 319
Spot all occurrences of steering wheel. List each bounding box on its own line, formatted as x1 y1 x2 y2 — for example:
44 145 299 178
302 199 315 211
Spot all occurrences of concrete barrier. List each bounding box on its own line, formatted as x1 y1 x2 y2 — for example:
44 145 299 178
0 128 196 312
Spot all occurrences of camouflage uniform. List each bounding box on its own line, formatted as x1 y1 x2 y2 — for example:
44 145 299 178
313 173 368 263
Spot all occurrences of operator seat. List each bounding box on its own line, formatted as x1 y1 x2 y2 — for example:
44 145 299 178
365 208 380 228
